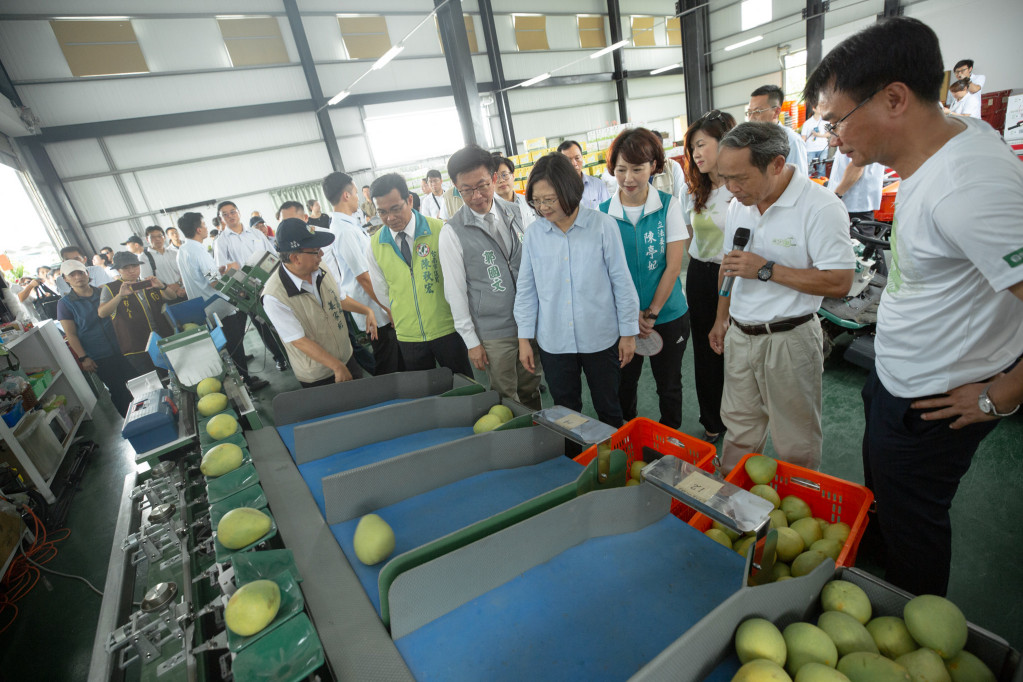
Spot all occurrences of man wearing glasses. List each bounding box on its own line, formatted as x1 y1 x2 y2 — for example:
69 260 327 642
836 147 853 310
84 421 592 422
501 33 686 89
366 173 473 376
807 17 1023 598
558 140 610 209
438 145 541 409
746 85 809 175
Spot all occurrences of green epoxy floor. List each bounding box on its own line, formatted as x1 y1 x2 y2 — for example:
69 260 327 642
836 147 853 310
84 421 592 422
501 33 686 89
2 324 1020 681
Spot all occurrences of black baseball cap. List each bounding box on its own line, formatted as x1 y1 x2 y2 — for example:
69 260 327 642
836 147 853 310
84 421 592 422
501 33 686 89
275 218 334 252
121 235 144 246
250 216 266 227
112 251 144 269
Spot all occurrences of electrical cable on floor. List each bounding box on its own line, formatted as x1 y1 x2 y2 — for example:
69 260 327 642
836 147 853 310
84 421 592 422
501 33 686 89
18 543 103 597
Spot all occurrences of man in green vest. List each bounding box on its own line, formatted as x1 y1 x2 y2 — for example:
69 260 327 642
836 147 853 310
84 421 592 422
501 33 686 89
366 173 472 376
262 219 378 388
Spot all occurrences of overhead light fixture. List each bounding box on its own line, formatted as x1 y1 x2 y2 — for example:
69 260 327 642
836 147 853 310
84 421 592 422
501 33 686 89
372 44 405 71
724 35 764 51
651 62 682 75
589 39 630 59
519 73 552 88
328 90 351 106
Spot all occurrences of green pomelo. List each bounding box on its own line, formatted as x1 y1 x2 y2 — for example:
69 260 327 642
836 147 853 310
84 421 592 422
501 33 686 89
896 648 952 682
867 617 919 660
225 579 280 636
821 580 872 625
218 507 271 549
745 455 778 485
200 442 244 477
784 622 839 676
781 495 813 523
197 392 228 417
735 617 787 666
818 610 880 657
903 595 968 660
353 513 395 565
775 527 805 563
705 528 733 549
751 484 782 509
837 652 911 682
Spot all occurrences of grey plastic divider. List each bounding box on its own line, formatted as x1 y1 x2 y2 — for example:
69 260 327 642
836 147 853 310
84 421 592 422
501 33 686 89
388 483 671 640
246 426 415 682
324 426 564 525
293 391 499 465
272 368 453 426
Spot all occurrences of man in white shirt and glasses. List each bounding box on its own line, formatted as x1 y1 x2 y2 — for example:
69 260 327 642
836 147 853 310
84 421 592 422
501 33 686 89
420 169 447 220
746 84 809 175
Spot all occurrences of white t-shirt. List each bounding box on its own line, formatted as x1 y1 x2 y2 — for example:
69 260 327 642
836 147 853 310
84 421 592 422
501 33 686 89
782 124 809 175
421 193 445 219
683 184 734 263
829 152 885 213
329 211 389 331
802 117 829 153
723 170 854 324
949 95 981 118
603 188 689 243
875 117 1023 398
263 267 324 343
945 73 985 108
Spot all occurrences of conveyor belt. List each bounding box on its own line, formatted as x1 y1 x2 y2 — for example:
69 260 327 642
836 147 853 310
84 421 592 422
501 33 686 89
275 398 413 457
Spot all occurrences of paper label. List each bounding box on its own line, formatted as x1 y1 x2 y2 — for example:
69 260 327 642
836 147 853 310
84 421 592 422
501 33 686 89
674 471 724 503
554 413 589 430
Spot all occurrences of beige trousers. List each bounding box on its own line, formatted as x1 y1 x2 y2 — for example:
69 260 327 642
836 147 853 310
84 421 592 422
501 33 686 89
719 317 824 473
481 337 542 411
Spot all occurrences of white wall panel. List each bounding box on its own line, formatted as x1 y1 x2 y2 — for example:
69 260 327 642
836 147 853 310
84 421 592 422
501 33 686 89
131 19 234 72
624 46 684 71
621 1 677 14
302 15 346 62
627 95 685 126
507 81 615 111
103 112 322 169
709 0 806 42
472 54 492 84
298 0 432 11
119 173 152 218
64 176 129 223
502 51 608 81
1 0 283 13
87 222 136 251
338 136 373 171
316 57 450 98
627 74 685 99
18 66 311 127
489 1 604 12
329 107 366 136
364 96 454 118
716 72 783 113
713 47 787 86
0 21 72 81
44 139 109 177
512 100 617 141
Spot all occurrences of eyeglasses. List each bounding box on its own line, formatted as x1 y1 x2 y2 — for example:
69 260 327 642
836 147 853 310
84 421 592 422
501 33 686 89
457 181 493 198
701 110 726 123
824 87 883 136
745 106 777 117
496 172 513 181
528 197 560 209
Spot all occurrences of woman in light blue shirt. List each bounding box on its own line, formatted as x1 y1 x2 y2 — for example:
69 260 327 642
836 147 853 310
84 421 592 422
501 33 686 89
515 154 639 429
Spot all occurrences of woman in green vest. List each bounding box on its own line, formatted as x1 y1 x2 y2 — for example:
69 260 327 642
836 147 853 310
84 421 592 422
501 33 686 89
599 127 691 430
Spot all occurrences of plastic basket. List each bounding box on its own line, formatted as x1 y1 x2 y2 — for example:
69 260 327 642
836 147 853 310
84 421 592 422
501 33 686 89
574 417 716 522
688 453 873 567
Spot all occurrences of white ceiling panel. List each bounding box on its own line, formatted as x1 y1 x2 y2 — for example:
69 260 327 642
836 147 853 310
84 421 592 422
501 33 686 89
624 46 684 71
627 74 684 99
18 66 311 127
119 173 152 218
627 95 686 126
489 1 604 13
364 96 454 118
338 135 373 172
298 0 432 11
64 176 129 223
512 101 618 142
329 107 365 136
317 57 450 98
501 51 606 81
0 0 284 13
0 21 73 81
301 15 346 62
103 112 322 169
471 54 492 84
716 72 784 112
86 222 136 252
44 139 109 177
131 19 233 72
507 81 615 111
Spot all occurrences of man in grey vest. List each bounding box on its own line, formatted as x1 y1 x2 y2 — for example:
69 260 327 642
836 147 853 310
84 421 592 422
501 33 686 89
438 145 542 409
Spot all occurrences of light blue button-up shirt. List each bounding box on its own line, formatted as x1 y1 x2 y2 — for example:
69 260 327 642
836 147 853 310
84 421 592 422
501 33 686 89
581 173 611 210
176 238 237 318
514 207 639 354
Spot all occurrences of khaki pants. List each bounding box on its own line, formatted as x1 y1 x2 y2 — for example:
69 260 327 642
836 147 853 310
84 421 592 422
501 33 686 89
719 317 824 473
481 337 542 411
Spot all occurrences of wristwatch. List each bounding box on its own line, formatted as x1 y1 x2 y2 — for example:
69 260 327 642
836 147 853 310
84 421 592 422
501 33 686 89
757 261 776 282
642 308 659 321
978 386 1020 418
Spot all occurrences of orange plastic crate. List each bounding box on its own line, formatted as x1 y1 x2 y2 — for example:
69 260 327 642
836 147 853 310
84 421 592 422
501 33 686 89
574 417 716 522
688 453 873 567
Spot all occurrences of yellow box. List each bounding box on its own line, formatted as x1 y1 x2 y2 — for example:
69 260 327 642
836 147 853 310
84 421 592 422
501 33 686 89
523 136 548 152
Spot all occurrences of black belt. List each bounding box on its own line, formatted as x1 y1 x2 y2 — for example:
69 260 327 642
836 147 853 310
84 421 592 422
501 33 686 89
731 313 814 336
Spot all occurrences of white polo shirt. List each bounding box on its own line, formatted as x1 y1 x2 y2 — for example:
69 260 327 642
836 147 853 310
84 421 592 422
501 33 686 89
829 152 885 213
875 117 1023 398
329 211 390 331
213 225 276 269
722 169 854 324
421 192 445 219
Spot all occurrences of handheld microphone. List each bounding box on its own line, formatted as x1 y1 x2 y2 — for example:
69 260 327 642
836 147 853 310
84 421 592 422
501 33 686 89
719 227 752 297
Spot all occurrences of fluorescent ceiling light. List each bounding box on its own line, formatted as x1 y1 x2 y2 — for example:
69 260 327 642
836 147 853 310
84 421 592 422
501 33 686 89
589 39 630 59
55 16 130 20
651 62 682 75
372 44 405 71
724 35 763 51
519 72 552 88
328 90 351 106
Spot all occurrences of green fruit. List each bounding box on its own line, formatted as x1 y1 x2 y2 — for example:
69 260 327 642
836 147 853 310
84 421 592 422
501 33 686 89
769 562 791 582
206 413 238 440
353 513 395 565
821 580 872 625
705 528 733 549
225 579 281 636
896 648 952 682
823 522 851 544
810 538 843 561
488 404 514 423
735 617 787 666
775 527 806 562
791 550 829 577
867 617 919 660
218 507 271 549
769 509 789 530
733 659 793 682
815 517 830 536
713 520 741 542
903 595 968 660
625 478 641 486
837 652 911 682
630 460 646 480
182 322 201 331
745 455 778 485
197 392 229 417
791 517 824 548
818 610 879 657
784 622 839 676
751 484 782 509
944 650 995 682
473 414 502 433
781 495 813 523
196 376 222 397
734 535 756 558
795 662 851 682
200 442 244 477
777 576 794 582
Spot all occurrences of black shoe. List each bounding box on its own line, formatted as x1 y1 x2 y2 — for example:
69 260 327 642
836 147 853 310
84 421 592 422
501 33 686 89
245 376 269 390
245 353 255 361
276 359 288 371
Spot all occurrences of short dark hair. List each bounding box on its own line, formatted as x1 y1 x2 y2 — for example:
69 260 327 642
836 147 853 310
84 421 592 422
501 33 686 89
305 198 318 211
211 216 221 228
447 145 494 185
493 156 515 175
410 192 421 211
526 153 583 216
362 185 370 190
210 229 219 238
36 265 51 275
683 110 737 213
144 225 164 237
426 169 442 180
949 79 968 93
216 201 237 215
100 246 113 253
322 171 355 207
278 200 303 214
96 252 111 266
804 17 943 107
750 84 784 107
60 245 83 258
606 127 665 176
556 140 582 154
719 122 790 172
165 227 178 234
370 173 409 200
953 59 973 71
177 212 203 238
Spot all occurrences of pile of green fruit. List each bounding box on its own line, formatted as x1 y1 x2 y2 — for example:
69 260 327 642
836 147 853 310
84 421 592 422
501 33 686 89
473 404 514 433
731 578 996 681
704 455 849 581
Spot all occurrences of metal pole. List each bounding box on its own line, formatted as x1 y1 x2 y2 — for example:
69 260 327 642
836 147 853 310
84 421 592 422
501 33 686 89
606 0 629 124
478 0 516 154
435 0 488 147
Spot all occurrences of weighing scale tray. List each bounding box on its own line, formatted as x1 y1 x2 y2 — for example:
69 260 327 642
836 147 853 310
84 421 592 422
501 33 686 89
391 485 746 681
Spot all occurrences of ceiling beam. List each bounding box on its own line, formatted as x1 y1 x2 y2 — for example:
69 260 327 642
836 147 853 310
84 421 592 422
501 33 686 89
606 0 629 124
679 0 713 122
478 0 516 155
435 0 488 148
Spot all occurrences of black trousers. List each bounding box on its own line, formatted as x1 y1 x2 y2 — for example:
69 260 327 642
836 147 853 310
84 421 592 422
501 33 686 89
538 343 623 428
250 313 286 364
861 367 1001 597
298 356 364 388
93 353 137 416
221 311 250 379
371 324 404 375
848 210 875 222
345 311 377 375
685 258 726 434
398 331 472 377
619 313 690 430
